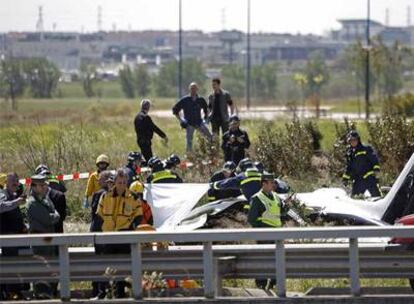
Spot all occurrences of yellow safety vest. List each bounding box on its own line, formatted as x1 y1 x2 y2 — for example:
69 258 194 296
255 190 282 228
151 170 177 183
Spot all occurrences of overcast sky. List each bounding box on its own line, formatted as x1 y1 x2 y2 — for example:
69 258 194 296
0 0 412 34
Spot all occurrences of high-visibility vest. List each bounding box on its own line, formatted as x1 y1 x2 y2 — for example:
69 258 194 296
151 170 177 183
254 190 282 227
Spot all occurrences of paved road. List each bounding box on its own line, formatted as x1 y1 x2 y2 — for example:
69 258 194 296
152 106 376 121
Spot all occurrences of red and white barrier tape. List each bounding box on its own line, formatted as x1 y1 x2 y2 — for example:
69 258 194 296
18 162 194 185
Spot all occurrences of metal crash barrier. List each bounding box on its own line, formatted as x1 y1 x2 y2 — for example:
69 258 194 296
1 226 414 300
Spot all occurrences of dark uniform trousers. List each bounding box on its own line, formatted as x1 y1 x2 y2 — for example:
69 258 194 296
352 175 381 197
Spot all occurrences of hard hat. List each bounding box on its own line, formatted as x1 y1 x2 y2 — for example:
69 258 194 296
229 114 240 124
254 161 265 173
0 173 6 188
129 180 144 193
35 164 49 175
347 130 360 142
128 151 143 162
96 154 110 165
166 154 181 167
223 161 236 172
148 156 164 172
238 158 253 172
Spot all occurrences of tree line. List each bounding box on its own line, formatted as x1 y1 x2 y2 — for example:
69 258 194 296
1 36 412 114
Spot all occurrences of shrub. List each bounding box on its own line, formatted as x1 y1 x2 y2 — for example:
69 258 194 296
367 114 414 176
384 93 414 117
255 119 314 177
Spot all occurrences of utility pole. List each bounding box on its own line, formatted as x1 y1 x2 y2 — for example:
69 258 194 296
178 0 183 99
365 0 371 120
246 0 251 110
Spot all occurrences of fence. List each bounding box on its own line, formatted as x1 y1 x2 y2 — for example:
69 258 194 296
1 226 414 300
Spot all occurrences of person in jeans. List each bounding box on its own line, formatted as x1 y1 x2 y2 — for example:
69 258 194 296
208 78 235 136
173 82 212 152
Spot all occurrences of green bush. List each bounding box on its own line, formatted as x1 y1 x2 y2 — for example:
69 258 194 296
367 114 414 176
255 119 314 177
384 93 414 117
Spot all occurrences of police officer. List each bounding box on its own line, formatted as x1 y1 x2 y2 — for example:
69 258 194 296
134 99 168 163
221 115 250 166
124 151 144 186
212 158 261 202
27 174 60 298
147 156 183 183
342 130 382 197
207 161 241 202
248 172 282 290
96 169 143 298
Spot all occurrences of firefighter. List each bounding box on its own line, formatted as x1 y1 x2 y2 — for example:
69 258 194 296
124 151 144 186
164 154 181 170
96 169 143 298
247 172 282 290
342 130 382 197
130 181 153 226
35 164 67 193
207 161 241 202
147 156 183 183
83 154 110 208
212 158 261 202
221 115 250 166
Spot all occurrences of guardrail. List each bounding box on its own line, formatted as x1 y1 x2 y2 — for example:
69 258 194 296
1 226 414 300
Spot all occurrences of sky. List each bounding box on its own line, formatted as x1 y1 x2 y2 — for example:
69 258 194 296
0 0 412 35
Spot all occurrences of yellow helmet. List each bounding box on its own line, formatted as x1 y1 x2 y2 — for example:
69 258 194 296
96 154 110 165
129 180 144 193
0 173 7 189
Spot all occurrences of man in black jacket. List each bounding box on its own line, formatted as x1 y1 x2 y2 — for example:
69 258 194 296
222 115 250 166
134 99 168 163
208 78 235 136
47 188 67 233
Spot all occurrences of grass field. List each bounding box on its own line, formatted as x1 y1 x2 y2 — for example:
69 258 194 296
0 95 410 292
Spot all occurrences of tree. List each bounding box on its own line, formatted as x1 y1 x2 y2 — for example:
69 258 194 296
153 59 206 97
251 63 278 99
24 58 60 98
134 64 151 97
221 65 245 98
119 65 135 99
370 38 409 100
345 41 376 102
80 64 96 98
304 51 329 118
0 58 26 110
